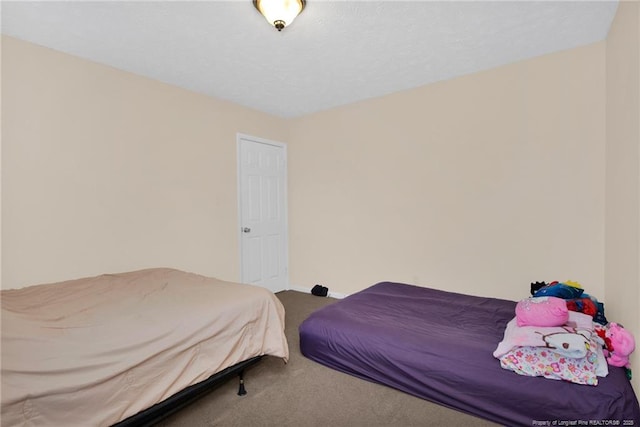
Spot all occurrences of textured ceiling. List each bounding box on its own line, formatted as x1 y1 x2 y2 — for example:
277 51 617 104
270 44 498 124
1 1 619 118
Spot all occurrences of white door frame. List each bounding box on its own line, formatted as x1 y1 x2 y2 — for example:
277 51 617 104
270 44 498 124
236 133 289 291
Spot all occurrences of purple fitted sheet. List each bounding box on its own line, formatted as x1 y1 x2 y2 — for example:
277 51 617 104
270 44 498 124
299 282 640 426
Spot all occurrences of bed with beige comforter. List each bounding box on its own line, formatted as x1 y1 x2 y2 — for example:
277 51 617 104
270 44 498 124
1 268 289 426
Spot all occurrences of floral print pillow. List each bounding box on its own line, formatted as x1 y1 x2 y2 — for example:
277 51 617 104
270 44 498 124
499 346 599 386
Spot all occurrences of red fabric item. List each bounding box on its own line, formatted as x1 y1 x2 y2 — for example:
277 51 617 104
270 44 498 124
566 297 597 318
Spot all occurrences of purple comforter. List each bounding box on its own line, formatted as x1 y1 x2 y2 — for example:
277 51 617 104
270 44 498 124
299 282 640 426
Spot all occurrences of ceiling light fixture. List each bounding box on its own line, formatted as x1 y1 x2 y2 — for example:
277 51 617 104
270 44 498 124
253 0 306 31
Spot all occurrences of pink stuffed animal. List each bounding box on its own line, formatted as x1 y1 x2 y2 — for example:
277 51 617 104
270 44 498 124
604 323 635 369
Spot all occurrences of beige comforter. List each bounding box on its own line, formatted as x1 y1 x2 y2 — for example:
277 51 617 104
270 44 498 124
1 268 289 426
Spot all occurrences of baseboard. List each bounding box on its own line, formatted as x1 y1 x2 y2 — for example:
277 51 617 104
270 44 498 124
289 285 347 300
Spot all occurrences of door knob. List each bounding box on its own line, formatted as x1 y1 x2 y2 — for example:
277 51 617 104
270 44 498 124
242 227 251 233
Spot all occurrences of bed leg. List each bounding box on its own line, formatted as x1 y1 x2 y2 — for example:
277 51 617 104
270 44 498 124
237 371 247 396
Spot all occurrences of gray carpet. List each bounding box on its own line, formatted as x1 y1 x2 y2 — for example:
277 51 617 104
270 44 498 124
157 290 499 427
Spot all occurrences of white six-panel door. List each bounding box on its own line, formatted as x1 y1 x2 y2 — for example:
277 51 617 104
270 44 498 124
237 134 288 293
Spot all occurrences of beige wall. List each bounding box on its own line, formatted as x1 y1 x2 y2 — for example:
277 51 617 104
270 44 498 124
605 0 640 392
3 35 610 301
289 43 606 302
1 36 287 289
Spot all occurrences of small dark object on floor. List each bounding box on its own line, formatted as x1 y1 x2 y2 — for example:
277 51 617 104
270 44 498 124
311 285 328 297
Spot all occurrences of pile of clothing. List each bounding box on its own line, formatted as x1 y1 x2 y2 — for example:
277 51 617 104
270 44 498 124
530 280 607 325
493 281 635 385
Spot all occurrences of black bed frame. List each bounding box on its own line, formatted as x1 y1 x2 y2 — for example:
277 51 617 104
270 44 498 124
113 355 263 427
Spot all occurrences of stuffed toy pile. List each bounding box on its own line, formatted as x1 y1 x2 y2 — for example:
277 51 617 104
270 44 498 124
521 280 636 379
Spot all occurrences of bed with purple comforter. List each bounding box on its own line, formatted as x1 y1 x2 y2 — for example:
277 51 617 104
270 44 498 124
299 282 640 426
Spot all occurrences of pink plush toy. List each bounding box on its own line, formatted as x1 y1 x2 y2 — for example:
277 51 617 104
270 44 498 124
605 323 635 369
